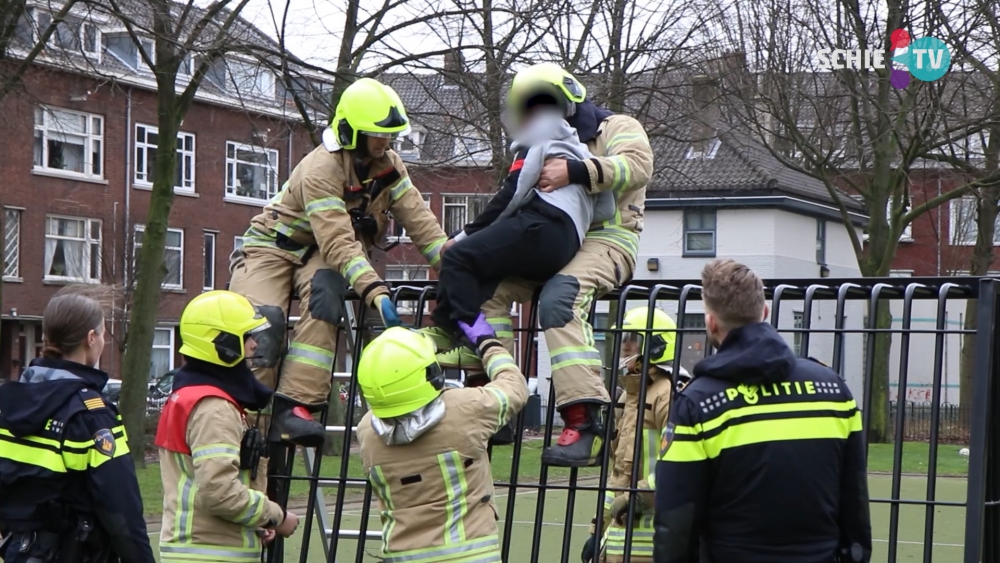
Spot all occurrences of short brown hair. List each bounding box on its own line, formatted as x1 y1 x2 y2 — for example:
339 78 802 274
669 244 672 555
701 260 765 329
42 285 115 358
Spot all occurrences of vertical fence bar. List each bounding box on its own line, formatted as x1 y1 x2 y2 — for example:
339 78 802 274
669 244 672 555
832 284 860 376
862 284 892 460
921 282 957 562
886 283 923 562
501 290 541 561
964 278 997 562
800 285 828 356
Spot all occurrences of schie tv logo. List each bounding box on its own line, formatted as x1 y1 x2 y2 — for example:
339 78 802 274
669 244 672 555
814 29 951 89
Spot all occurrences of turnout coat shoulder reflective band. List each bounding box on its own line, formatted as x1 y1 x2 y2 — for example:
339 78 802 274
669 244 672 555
357 345 530 563
157 386 284 563
241 144 447 307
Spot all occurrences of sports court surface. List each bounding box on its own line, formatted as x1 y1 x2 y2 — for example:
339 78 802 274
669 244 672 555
145 474 969 562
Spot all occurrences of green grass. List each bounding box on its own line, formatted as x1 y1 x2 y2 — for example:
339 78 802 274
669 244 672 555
866 442 969 476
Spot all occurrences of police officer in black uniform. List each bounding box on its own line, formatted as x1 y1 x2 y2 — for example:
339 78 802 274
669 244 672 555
653 260 871 563
0 287 155 563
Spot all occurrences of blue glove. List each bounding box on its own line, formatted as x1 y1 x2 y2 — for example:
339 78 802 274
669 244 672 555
374 295 401 328
457 313 495 346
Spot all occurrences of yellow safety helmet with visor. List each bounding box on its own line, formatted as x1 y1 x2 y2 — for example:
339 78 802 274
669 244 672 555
178 290 271 368
358 327 446 419
614 306 678 367
331 77 411 151
507 63 587 125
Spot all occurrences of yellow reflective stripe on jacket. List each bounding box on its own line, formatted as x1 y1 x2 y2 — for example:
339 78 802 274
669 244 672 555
369 465 397 554
486 318 513 339
549 346 602 372
389 177 414 203
342 256 376 286
191 443 239 463
485 352 516 380
382 534 501 563
160 541 262 562
602 515 656 556
421 236 447 267
0 429 66 472
285 341 336 372
641 429 658 485
483 387 510 430
648 471 656 490
662 400 862 463
172 452 197 545
236 470 262 547
62 424 129 470
439 451 469 544
305 196 346 216
606 155 631 192
606 133 647 152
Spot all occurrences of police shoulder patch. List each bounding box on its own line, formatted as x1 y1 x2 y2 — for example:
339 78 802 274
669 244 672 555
659 423 675 458
93 429 116 457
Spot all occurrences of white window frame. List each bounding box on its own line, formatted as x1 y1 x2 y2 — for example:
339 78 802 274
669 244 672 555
134 123 196 192
684 139 722 160
34 106 104 180
224 142 279 205
683 208 717 256
452 127 491 164
950 196 1000 247
387 193 432 243
137 37 155 69
442 194 490 234
887 201 913 242
3 208 22 280
392 131 423 160
816 219 827 265
385 265 431 315
133 225 185 290
44 215 102 283
203 231 216 291
150 326 175 381
226 58 276 99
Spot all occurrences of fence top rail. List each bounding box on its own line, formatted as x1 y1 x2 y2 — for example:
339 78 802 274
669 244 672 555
371 276 994 302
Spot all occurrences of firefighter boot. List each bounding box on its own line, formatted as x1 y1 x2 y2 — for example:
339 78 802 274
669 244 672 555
541 402 606 467
268 394 326 448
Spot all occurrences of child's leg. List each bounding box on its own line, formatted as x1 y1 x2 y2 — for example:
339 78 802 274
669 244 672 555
438 204 580 325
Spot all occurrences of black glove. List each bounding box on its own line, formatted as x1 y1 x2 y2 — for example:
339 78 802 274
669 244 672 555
581 533 597 563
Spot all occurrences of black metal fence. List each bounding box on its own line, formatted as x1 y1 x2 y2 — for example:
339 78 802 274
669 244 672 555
265 276 1000 563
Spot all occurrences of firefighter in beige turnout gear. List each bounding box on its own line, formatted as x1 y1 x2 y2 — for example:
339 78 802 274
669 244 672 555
582 307 689 563
229 78 449 447
437 63 654 467
357 316 529 563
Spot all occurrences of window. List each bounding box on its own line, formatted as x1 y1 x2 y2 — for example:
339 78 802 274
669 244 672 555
442 195 490 234
392 131 422 160
950 196 1000 246
793 311 804 356
889 269 914 277
138 38 155 68
887 201 913 242
225 142 279 204
227 59 276 99
134 226 184 289
968 131 990 158
33 106 103 178
388 194 432 242
816 220 827 265
684 139 721 160
3 208 21 279
683 209 716 256
150 327 174 381
44 216 101 282
203 232 216 290
453 128 491 163
385 265 430 314
135 124 196 191
27 9 99 58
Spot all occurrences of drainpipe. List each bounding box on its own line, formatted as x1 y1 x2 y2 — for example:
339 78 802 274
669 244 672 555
936 176 942 276
121 86 132 371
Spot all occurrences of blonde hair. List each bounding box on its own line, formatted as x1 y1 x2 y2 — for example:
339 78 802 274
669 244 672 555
701 260 765 330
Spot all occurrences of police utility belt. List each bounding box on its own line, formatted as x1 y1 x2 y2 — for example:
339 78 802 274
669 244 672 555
1 513 110 563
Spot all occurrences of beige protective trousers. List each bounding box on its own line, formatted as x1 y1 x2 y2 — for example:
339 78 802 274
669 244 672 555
229 247 339 406
481 239 634 408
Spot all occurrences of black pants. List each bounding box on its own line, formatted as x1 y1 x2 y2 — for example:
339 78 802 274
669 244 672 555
432 198 580 332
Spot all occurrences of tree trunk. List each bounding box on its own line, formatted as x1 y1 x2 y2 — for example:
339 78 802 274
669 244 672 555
858 233 897 443
119 95 180 465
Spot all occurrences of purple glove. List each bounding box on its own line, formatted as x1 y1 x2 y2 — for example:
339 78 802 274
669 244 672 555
457 313 496 346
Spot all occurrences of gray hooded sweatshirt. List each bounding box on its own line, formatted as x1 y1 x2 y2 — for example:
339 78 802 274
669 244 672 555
494 111 616 243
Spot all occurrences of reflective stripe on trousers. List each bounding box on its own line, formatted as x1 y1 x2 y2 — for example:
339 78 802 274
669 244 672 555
160 541 263 562
382 534 502 563
602 514 655 557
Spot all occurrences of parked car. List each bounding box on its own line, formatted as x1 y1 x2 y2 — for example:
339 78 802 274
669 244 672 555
147 369 177 409
102 379 122 404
